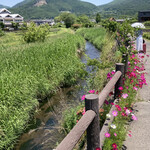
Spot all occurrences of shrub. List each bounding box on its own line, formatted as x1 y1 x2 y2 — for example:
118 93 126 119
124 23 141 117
144 21 150 27
0 22 4 29
0 28 4 37
20 22 28 30
23 22 50 43
72 24 82 29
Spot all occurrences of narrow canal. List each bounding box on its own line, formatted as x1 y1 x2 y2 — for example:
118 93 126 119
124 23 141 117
15 41 100 150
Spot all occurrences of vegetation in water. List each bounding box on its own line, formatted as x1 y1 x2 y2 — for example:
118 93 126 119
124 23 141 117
76 27 107 50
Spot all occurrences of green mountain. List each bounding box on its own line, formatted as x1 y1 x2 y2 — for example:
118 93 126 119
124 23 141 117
0 4 9 8
10 0 97 19
98 0 150 18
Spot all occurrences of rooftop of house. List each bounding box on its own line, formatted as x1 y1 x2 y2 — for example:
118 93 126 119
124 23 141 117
0 8 11 14
0 8 23 19
0 14 23 19
139 10 150 13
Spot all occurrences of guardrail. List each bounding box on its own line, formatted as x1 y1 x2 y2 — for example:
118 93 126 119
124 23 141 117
56 63 126 150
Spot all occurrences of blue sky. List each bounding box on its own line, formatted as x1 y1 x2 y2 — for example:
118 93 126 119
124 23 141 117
0 0 113 7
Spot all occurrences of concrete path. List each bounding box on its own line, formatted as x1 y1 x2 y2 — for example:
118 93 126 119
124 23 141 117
123 40 150 150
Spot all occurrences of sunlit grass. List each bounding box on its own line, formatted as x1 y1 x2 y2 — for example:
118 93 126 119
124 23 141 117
0 29 85 149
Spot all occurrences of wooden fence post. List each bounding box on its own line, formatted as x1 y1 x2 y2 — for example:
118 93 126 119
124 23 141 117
122 54 128 75
85 94 100 150
115 63 125 99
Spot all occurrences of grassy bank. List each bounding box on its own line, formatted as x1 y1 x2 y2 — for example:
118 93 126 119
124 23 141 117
0 31 85 149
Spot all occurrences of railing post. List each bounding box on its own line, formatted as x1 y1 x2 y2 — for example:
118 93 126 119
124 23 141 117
85 94 100 150
115 63 125 99
122 54 128 75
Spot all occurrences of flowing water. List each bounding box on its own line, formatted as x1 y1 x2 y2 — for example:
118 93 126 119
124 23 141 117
15 41 100 150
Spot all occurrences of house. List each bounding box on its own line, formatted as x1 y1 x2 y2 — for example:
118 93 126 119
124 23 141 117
31 19 55 26
0 8 24 26
138 11 150 22
116 19 125 23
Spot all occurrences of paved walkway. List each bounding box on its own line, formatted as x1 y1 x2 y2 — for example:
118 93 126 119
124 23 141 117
123 40 150 150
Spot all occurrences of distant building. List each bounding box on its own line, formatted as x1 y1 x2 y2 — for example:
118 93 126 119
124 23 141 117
138 11 150 22
0 8 24 26
31 19 55 26
90 19 96 23
109 17 116 21
116 19 125 23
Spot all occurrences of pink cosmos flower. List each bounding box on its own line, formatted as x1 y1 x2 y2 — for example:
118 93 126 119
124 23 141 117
81 95 85 101
132 115 137 120
109 91 113 96
122 112 126 116
111 102 114 105
133 86 138 91
112 110 118 117
105 100 109 105
118 86 123 90
124 107 127 111
128 61 131 65
128 134 132 137
114 133 117 136
89 90 95 94
131 54 135 58
126 86 129 89
125 109 130 116
105 132 110 138
112 143 117 148
111 71 115 75
82 107 85 115
107 73 111 79
115 105 122 111
122 93 128 99
96 148 101 150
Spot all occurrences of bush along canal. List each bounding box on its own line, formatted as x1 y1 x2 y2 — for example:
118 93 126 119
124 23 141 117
15 41 101 150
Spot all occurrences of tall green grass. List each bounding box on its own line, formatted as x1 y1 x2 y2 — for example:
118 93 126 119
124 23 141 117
143 32 150 40
0 32 85 149
76 27 107 50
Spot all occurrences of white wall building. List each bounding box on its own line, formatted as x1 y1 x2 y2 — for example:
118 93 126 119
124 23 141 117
0 8 24 26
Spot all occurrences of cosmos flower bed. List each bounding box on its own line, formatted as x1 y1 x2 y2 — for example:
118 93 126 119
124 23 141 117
74 45 148 150
102 48 148 149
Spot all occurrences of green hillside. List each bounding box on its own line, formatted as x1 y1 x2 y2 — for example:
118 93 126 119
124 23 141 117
98 0 150 18
10 0 97 19
0 5 9 8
